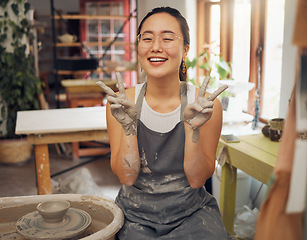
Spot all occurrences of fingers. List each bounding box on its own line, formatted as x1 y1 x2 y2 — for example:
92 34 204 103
207 84 228 101
184 101 213 120
118 98 135 108
201 108 213 114
110 103 122 110
198 76 210 97
189 102 204 112
107 96 136 116
97 72 127 99
96 81 117 97
106 96 118 104
116 72 126 96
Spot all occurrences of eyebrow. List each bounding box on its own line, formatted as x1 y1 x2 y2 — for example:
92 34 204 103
141 30 176 35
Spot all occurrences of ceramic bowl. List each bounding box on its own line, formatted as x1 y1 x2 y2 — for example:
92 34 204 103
37 200 70 223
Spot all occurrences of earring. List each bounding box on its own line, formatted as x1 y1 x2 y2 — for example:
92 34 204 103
141 67 143 72
182 58 186 74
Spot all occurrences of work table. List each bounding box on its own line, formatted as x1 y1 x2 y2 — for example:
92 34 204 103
15 106 108 194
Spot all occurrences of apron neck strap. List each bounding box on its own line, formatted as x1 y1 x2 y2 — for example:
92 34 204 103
180 82 187 121
136 82 147 119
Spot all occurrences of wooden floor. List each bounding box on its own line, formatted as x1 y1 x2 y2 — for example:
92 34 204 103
0 143 121 200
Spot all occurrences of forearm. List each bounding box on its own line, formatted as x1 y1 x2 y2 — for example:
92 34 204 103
183 124 215 188
111 131 140 186
103 85 140 186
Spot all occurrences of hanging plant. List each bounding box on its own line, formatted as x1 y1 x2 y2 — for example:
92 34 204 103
0 0 41 139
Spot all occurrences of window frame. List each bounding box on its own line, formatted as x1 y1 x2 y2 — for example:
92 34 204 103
197 0 268 121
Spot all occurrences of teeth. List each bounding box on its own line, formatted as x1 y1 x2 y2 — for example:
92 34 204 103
149 58 166 62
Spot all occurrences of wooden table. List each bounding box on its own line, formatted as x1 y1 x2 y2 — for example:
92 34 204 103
61 79 117 159
61 78 117 94
15 106 108 195
217 134 280 234
61 78 117 109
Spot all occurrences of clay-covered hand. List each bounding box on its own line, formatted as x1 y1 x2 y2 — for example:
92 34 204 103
97 72 137 136
183 76 228 142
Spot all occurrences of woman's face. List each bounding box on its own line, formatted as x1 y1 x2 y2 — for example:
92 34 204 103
138 12 189 80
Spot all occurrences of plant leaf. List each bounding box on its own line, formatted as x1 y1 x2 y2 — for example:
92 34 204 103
215 58 231 79
0 0 10 9
24 2 30 14
10 3 19 16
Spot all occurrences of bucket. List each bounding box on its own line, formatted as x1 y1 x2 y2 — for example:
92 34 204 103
212 163 252 212
0 194 124 239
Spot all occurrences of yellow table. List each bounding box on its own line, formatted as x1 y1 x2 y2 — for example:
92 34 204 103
217 134 280 234
15 107 108 195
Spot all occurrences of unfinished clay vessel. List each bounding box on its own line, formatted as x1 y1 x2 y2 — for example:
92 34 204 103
37 200 70 223
16 200 92 240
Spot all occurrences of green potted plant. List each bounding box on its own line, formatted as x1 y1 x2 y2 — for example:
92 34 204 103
0 0 41 164
186 42 232 90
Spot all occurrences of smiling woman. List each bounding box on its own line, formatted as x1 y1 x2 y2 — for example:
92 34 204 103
136 12 188 83
97 6 232 240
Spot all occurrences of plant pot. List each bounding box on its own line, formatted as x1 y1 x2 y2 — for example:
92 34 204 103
0 137 33 165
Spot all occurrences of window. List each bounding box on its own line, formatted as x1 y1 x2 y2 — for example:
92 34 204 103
80 0 137 86
232 0 251 113
262 0 285 119
197 0 285 122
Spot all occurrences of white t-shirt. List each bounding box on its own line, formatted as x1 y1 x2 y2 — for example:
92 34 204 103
135 82 196 133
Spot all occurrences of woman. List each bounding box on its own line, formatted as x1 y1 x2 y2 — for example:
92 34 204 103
97 6 229 240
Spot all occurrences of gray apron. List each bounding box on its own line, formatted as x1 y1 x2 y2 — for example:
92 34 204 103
115 82 228 240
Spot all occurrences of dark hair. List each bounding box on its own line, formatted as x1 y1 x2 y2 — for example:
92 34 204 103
137 6 190 81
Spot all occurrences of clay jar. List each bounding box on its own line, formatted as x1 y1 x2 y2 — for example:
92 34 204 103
268 118 285 141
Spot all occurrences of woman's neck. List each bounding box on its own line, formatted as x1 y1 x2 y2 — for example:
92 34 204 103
144 75 182 113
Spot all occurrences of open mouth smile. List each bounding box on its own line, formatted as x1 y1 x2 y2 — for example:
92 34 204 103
148 57 167 62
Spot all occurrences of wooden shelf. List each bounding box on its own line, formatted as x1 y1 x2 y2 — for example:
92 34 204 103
56 41 135 47
56 66 137 75
54 14 135 20
50 0 137 87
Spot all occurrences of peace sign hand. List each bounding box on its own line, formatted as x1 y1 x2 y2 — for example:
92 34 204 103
183 77 228 142
97 72 137 136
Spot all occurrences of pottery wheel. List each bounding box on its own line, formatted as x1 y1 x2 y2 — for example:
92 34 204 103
16 208 92 240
